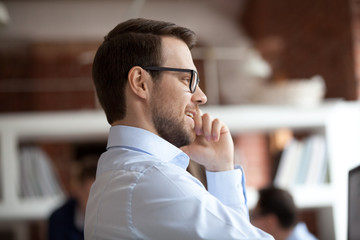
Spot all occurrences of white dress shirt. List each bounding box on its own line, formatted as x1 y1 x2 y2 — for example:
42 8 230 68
287 222 318 240
84 125 273 240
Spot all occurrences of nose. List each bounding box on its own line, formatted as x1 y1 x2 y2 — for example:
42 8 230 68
192 86 207 105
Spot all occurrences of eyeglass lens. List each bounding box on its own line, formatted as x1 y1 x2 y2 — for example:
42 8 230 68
191 71 198 93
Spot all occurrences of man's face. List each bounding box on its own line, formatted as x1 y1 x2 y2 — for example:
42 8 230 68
150 37 207 147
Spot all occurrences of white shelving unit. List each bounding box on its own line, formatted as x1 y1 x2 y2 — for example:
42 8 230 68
0 111 109 221
0 101 359 240
204 101 360 240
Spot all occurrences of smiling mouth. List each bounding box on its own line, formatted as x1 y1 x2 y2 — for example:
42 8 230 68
185 112 194 119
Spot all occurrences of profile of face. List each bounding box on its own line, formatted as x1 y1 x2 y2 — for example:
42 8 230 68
150 37 207 148
74 177 95 214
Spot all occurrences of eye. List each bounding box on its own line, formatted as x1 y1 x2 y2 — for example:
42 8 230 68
182 77 191 83
180 73 191 83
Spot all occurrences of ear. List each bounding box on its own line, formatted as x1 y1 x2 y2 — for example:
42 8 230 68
128 66 151 99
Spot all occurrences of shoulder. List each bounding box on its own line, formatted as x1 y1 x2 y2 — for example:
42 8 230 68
288 222 318 240
49 198 77 221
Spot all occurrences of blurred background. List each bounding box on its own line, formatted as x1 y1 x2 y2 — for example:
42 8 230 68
0 0 360 239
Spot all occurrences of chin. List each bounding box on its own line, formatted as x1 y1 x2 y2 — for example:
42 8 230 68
175 129 195 148
189 129 196 142
183 130 196 147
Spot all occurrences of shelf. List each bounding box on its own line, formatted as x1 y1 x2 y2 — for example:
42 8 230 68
202 103 336 133
0 102 339 138
290 184 334 208
0 101 359 240
0 110 108 222
0 195 65 221
0 110 109 141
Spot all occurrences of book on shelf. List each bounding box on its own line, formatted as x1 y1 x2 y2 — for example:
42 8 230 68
274 139 304 187
19 146 64 199
274 134 328 188
304 135 327 185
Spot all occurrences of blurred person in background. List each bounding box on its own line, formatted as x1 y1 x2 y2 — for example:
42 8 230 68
48 156 97 240
251 186 318 240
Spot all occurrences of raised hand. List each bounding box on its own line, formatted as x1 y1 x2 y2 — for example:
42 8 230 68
181 112 235 172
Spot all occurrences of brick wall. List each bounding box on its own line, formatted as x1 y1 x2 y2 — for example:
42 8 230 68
351 0 360 97
234 133 272 188
0 42 100 112
241 0 358 100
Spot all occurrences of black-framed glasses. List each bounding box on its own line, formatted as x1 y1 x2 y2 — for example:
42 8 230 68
142 66 200 93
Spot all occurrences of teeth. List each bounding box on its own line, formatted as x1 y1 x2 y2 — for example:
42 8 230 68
186 112 194 118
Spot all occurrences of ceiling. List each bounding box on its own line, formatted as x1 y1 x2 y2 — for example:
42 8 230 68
0 0 271 105
0 0 249 47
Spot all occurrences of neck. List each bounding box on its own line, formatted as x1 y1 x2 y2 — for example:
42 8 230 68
113 85 159 135
112 112 158 136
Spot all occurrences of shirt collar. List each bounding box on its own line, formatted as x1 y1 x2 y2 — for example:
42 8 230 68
107 125 190 169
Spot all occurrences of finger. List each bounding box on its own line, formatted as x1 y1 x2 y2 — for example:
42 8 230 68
201 113 212 141
194 108 203 135
211 118 222 141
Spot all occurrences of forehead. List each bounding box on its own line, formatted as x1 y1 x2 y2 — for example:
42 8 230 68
161 36 196 70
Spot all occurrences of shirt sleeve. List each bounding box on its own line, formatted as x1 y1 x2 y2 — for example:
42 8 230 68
206 166 249 219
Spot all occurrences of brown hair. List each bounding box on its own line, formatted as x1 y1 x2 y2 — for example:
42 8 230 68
257 186 298 229
92 18 197 124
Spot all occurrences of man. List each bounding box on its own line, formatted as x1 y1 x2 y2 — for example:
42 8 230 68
250 186 318 240
84 18 273 239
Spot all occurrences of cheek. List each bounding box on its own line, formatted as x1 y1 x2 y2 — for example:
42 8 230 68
160 92 187 113
152 81 192 116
